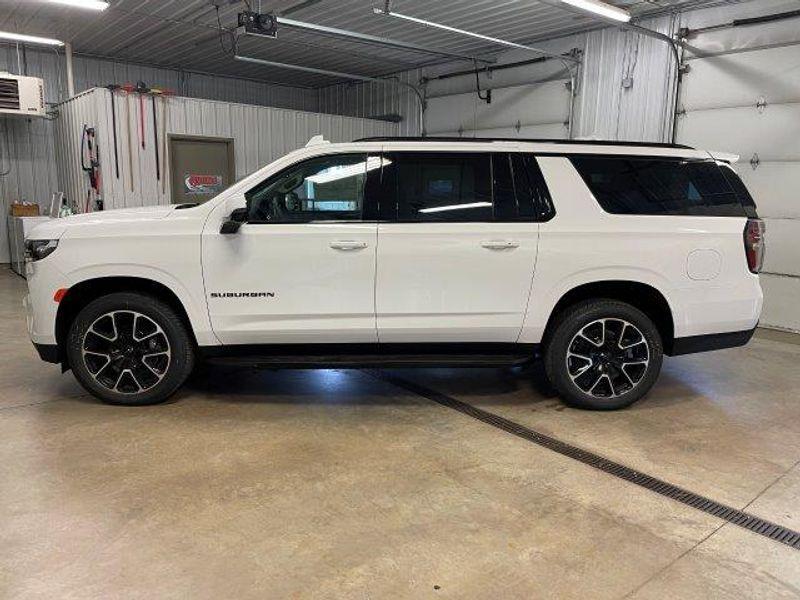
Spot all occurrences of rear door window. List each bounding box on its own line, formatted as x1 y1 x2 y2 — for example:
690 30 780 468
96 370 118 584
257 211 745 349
381 152 493 222
570 156 749 217
377 152 553 222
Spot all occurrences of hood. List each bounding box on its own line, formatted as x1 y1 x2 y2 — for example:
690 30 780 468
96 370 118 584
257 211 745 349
28 204 178 240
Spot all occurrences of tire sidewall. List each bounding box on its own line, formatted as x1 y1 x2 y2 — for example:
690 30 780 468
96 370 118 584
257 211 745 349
545 300 663 410
66 293 194 406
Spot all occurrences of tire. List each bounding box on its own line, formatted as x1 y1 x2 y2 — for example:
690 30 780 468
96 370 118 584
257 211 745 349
544 299 663 410
66 292 195 406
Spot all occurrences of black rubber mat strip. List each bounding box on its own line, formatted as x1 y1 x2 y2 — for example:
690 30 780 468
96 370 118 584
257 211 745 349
366 370 800 551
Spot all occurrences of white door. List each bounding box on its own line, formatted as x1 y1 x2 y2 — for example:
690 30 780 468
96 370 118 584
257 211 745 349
375 151 543 343
202 153 379 345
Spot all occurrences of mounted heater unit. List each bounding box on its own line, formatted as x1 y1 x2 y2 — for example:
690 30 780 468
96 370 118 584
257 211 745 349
238 11 278 38
0 73 45 117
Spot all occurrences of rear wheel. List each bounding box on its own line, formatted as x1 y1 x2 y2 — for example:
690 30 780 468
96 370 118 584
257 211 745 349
66 292 194 406
544 299 663 410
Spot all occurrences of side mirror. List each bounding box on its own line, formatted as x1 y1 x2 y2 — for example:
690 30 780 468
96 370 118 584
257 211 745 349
220 207 248 234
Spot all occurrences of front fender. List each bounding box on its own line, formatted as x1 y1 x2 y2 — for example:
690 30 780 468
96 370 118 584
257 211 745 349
64 265 218 346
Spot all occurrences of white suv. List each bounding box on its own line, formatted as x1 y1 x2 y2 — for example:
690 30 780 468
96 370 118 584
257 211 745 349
24 137 764 410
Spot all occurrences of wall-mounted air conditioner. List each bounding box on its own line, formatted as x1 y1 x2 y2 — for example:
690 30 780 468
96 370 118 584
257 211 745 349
0 73 45 117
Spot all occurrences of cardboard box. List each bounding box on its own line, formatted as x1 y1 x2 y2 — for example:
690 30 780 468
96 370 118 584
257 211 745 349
10 203 40 217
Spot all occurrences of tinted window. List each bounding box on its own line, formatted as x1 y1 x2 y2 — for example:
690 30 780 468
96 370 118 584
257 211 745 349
571 157 748 217
382 152 493 222
719 163 758 217
491 153 518 221
378 152 552 222
512 153 555 221
246 154 370 222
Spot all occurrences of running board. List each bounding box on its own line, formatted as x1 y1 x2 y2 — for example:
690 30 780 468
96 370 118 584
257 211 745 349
204 354 534 369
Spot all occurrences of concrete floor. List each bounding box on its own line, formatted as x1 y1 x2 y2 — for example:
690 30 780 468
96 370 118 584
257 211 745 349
1 267 799 599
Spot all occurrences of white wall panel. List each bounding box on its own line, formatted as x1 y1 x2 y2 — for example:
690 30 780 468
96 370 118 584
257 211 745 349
436 123 569 140
677 103 800 161
680 0 800 54
761 218 800 278
760 273 800 332
681 45 800 111
426 81 569 136
737 163 800 220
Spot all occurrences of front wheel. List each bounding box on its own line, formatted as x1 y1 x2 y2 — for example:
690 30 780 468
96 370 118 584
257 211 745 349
544 299 663 410
66 292 195 406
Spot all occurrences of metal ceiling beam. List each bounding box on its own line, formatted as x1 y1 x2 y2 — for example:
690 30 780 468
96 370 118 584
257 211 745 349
235 54 384 83
372 8 581 65
273 16 493 65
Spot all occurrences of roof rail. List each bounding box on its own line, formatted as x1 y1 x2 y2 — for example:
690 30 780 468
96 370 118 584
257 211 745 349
353 136 694 150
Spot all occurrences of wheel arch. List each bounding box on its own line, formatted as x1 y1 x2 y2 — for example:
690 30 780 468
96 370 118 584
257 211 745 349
55 276 198 367
541 280 676 354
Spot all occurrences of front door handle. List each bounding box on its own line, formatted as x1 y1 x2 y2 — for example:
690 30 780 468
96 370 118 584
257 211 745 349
480 240 520 250
330 240 368 251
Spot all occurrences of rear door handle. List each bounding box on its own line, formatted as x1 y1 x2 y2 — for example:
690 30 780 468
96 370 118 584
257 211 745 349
330 240 368 251
480 240 520 250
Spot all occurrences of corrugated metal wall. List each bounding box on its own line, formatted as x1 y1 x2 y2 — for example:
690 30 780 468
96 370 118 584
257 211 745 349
54 88 398 211
317 69 423 137
575 15 678 142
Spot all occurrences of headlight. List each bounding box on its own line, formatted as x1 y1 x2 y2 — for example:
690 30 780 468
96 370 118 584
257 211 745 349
25 239 59 262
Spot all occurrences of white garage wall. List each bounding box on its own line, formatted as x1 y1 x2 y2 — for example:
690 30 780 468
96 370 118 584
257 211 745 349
320 15 678 143
53 88 398 212
676 1 800 331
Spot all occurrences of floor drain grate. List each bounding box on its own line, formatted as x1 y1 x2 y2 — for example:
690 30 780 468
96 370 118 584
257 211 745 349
367 370 800 551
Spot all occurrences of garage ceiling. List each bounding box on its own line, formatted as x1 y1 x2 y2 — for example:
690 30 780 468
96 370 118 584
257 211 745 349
0 0 735 87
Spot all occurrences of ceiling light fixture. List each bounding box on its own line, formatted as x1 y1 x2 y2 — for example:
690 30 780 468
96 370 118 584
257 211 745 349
559 0 631 23
49 0 110 10
0 31 64 46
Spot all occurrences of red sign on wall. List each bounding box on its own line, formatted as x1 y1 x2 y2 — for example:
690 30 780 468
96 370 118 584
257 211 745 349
184 173 223 195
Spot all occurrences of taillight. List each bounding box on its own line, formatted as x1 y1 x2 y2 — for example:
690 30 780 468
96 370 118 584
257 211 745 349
744 218 765 273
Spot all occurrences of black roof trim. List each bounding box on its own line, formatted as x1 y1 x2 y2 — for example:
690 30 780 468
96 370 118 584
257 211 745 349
354 136 694 150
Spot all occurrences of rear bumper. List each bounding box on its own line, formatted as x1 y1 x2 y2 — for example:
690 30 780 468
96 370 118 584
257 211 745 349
669 326 756 356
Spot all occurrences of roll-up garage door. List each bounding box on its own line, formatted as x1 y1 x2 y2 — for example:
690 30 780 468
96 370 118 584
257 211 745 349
676 44 800 331
425 78 571 139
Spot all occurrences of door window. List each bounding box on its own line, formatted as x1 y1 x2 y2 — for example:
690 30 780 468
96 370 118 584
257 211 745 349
377 152 553 222
382 152 493 222
246 154 373 223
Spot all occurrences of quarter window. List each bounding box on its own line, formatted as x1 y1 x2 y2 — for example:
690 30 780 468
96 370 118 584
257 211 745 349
246 154 371 223
570 156 748 217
